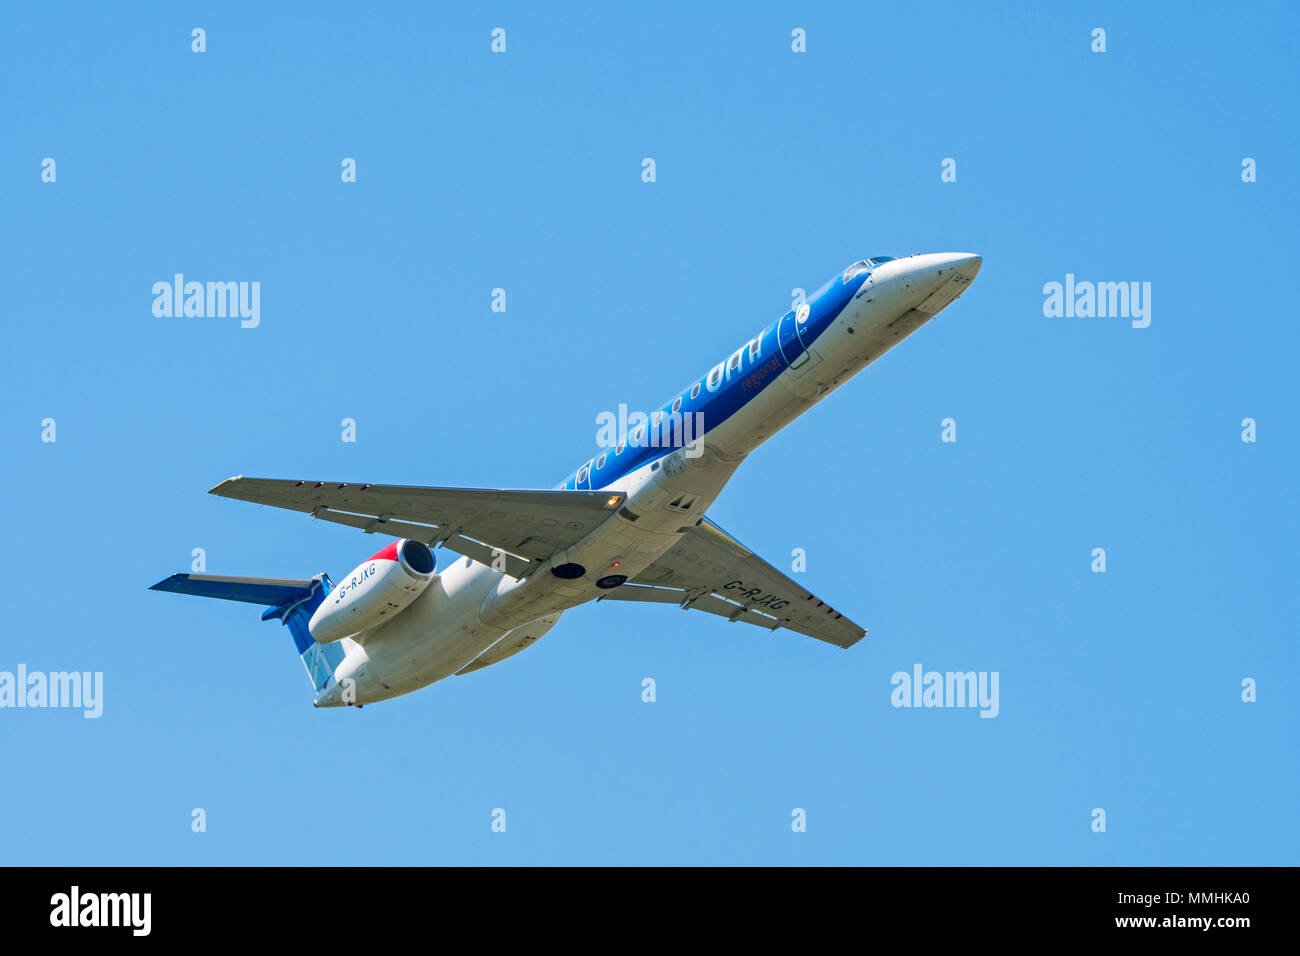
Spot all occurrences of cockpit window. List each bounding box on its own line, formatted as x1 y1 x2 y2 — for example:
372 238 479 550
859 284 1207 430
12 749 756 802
867 256 897 265
843 260 871 283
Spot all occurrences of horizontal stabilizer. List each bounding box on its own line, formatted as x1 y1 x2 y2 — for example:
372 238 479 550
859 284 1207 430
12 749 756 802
150 572 344 693
149 573 316 607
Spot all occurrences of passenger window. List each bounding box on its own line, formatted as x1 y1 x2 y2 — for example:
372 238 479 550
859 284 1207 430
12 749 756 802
672 396 682 413
748 337 761 360
652 411 663 427
577 465 589 483
615 443 624 456
596 454 606 469
690 383 701 399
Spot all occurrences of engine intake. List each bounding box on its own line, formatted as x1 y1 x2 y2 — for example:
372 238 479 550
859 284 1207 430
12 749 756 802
308 539 436 644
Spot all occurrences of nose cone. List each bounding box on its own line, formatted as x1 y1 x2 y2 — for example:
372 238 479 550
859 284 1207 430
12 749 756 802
932 252 982 280
898 252 982 315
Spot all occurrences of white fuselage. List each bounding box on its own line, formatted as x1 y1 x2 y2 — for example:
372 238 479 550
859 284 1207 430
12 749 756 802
314 253 981 706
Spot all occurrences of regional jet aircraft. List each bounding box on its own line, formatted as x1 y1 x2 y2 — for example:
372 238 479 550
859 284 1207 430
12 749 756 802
152 252 983 707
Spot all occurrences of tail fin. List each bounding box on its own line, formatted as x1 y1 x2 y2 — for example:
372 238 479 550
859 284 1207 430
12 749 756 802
149 572 345 694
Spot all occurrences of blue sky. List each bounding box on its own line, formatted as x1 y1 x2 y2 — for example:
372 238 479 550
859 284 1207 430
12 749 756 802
2 1 1296 865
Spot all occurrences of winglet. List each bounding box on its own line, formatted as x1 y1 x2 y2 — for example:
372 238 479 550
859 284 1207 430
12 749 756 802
208 475 244 495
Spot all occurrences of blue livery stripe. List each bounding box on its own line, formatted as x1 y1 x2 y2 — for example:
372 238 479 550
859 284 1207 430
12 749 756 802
563 265 869 489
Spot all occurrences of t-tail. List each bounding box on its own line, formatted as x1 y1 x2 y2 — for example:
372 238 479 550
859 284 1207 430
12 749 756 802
149 572 347 698
149 539 438 706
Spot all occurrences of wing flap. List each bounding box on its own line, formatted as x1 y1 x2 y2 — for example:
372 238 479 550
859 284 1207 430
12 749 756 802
599 583 784 631
208 476 623 571
300 506 532 577
596 584 688 605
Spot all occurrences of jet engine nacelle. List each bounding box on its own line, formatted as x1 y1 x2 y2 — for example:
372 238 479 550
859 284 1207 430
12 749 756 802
308 539 436 644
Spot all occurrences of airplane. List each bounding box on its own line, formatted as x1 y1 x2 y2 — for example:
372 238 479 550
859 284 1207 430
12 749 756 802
151 252 983 708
